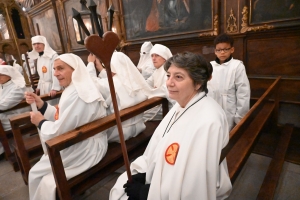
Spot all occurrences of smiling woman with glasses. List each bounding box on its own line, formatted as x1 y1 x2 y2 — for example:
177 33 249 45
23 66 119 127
209 33 250 131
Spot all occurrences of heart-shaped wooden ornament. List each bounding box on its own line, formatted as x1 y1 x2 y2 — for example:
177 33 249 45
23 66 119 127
84 32 120 67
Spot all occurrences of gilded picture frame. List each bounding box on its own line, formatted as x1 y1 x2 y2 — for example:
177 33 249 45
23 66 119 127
118 0 217 43
250 0 300 25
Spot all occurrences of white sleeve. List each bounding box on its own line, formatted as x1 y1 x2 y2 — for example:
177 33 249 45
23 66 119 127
146 74 154 88
234 63 250 124
86 62 97 77
0 87 25 110
142 64 155 79
98 69 108 78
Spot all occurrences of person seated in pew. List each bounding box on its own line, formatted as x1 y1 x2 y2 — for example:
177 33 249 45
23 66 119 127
0 65 30 156
143 44 176 122
87 53 108 79
25 53 108 200
209 33 250 130
110 52 232 200
137 41 156 79
87 51 149 142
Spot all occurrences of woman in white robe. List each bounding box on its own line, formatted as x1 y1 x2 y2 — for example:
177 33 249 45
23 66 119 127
143 44 175 122
28 35 61 105
110 52 232 200
25 54 108 200
137 41 156 79
88 52 149 142
0 65 29 155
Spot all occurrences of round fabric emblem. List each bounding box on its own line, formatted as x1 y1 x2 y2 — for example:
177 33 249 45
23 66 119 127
54 105 59 120
42 66 47 73
165 143 180 165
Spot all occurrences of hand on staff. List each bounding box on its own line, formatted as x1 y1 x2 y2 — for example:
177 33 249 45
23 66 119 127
88 53 96 63
30 111 45 126
49 90 57 98
24 91 44 109
35 88 40 95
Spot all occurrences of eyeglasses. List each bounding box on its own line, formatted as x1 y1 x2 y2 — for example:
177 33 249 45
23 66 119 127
215 47 232 53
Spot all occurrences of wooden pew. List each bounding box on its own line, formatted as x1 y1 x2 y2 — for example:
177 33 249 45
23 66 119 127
256 123 294 200
45 97 168 200
0 91 62 172
220 76 281 183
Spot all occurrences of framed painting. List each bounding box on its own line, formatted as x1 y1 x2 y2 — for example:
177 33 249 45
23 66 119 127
118 0 216 43
250 0 300 25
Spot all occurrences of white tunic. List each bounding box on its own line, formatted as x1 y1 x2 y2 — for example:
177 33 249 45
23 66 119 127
110 92 232 200
36 54 60 94
0 80 29 155
0 80 29 131
87 64 147 143
210 58 250 130
28 83 108 200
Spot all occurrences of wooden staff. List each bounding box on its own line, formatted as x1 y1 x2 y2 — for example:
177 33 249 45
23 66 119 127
85 32 132 182
23 53 35 91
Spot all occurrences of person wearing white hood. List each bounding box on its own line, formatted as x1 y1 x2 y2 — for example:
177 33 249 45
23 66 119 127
87 51 149 142
28 36 61 100
143 44 175 121
0 65 30 156
24 53 108 200
109 52 232 200
137 41 156 79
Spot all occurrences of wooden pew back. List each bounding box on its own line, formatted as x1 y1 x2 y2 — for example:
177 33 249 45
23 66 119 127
0 91 62 172
45 97 168 200
220 76 281 183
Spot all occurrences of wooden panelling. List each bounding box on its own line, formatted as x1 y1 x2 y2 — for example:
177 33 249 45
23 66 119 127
246 34 300 76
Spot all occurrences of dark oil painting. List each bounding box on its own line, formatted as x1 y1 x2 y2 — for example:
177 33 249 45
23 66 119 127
121 0 213 41
251 0 300 24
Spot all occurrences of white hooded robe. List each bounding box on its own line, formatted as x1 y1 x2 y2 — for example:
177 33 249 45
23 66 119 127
87 52 148 142
28 54 108 200
110 92 232 200
210 58 250 130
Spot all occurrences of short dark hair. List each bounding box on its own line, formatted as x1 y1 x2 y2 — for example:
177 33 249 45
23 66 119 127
164 52 211 93
214 33 234 47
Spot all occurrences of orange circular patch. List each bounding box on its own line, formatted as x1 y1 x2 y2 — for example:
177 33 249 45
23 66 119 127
42 66 47 73
54 105 59 120
165 143 180 165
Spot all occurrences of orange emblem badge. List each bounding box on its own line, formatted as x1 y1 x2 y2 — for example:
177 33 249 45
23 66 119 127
54 105 59 120
42 66 47 73
165 143 180 165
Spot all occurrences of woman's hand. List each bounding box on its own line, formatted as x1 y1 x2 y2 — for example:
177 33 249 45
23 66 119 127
30 111 45 126
87 53 96 63
25 91 44 109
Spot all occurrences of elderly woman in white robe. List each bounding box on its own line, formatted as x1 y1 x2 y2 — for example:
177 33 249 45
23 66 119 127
87 52 149 142
143 44 175 122
0 65 29 155
137 41 156 79
25 54 108 200
110 52 232 200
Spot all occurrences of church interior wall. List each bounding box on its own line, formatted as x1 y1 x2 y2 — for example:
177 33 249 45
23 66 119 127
21 0 300 127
